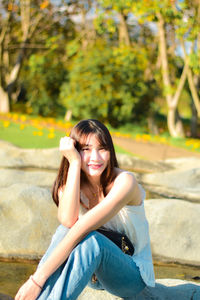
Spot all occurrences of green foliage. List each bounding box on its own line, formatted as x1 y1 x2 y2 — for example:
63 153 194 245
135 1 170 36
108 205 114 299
23 38 67 117
59 40 156 127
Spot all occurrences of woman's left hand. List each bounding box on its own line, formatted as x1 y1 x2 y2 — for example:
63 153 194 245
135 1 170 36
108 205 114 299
15 277 41 300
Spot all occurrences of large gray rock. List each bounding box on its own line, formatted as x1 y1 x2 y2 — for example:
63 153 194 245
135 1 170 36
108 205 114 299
0 141 61 170
164 157 200 171
116 154 171 173
0 183 59 259
1 188 200 266
0 140 171 173
0 169 56 188
78 279 200 300
141 168 200 202
145 199 200 266
1 279 200 300
0 294 13 300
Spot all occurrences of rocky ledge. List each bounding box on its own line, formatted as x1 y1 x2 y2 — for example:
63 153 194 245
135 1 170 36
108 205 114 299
1 279 200 300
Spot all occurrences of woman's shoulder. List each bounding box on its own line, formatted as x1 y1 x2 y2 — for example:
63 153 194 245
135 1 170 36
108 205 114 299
114 168 137 184
113 168 143 206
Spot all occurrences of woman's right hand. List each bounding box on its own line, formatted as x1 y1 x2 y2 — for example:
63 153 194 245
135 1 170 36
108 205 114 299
59 136 81 164
15 277 41 300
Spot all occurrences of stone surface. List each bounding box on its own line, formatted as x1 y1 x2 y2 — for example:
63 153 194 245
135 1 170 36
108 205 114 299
1 187 200 266
164 157 200 171
0 169 56 188
1 279 200 300
78 279 200 300
0 183 59 259
116 154 172 173
145 199 200 266
141 168 200 202
0 140 172 173
0 141 61 170
0 294 13 300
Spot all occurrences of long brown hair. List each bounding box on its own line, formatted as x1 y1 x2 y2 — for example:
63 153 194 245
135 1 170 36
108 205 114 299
52 119 119 206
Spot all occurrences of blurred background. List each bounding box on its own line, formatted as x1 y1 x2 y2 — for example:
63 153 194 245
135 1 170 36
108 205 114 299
0 1 200 298
0 0 199 152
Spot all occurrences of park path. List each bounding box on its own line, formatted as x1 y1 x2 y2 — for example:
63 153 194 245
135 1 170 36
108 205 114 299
112 136 200 161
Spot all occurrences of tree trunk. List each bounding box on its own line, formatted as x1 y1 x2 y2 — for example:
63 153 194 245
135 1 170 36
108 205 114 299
64 109 72 121
157 12 185 137
187 69 200 117
191 99 198 138
118 13 131 46
0 86 10 113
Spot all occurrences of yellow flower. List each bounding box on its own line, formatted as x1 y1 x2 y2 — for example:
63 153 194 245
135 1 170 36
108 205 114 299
49 128 55 133
36 126 43 130
38 131 43 136
48 133 55 139
64 122 72 129
114 132 121 137
57 120 63 126
193 142 199 149
20 124 25 130
20 115 26 122
12 114 18 121
32 120 39 126
142 134 151 141
33 131 38 136
3 121 10 127
159 137 167 143
135 134 141 141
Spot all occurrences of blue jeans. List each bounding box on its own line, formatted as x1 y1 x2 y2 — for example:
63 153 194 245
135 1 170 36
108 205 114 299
36 225 146 300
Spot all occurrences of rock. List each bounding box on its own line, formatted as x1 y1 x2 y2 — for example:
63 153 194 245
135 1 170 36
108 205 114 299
0 169 57 188
0 141 61 170
116 153 171 173
1 279 200 300
141 168 200 202
0 183 59 260
0 140 171 174
78 288 122 299
164 157 200 171
0 294 14 300
136 278 200 300
144 199 200 266
78 279 200 300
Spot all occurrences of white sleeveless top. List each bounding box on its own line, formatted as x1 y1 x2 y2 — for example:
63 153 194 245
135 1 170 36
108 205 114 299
79 184 155 287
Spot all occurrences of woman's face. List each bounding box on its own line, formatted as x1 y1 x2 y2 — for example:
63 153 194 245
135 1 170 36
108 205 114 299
79 134 110 179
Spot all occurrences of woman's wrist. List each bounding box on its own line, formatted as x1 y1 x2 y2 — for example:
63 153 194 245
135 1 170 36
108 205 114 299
69 158 81 166
30 275 42 289
32 270 47 288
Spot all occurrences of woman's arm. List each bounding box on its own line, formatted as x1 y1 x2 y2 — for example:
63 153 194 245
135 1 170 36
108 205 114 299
57 137 81 227
34 172 138 286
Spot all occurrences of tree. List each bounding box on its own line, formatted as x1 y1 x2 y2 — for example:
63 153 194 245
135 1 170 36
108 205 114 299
59 39 156 126
22 36 67 117
0 0 76 113
129 0 200 137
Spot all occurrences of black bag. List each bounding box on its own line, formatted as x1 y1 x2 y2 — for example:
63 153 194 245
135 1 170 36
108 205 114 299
97 227 134 256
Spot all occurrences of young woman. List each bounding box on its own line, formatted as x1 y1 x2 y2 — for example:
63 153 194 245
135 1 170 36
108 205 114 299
15 119 155 300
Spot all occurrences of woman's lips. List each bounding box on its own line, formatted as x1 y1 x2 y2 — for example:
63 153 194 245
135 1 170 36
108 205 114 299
88 164 103 169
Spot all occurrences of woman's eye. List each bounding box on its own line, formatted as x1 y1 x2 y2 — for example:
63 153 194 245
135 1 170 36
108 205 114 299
82 148 89 151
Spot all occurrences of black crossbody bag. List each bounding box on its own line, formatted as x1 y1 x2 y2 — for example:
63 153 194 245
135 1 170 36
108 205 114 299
97 227 134 256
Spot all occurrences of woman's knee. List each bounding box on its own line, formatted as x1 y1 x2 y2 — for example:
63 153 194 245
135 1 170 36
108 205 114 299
73 231 104 259
51 224 70 244
38 225 69 267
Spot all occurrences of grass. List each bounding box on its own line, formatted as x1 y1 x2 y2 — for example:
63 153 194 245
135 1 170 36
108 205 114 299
0 112 200 154
0 121 64 148
0 118 132 155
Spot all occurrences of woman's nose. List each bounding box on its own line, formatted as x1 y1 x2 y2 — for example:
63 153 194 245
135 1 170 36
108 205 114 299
90 149 99 160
